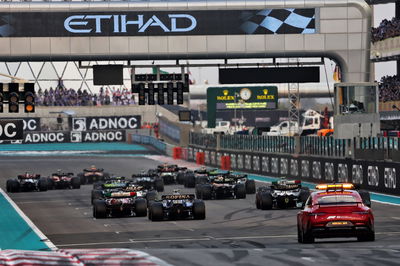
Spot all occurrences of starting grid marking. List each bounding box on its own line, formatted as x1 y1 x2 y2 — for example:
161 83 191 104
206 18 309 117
145 155 400 206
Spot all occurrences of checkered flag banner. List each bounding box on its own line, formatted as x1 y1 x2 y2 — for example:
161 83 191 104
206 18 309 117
240 9 315 34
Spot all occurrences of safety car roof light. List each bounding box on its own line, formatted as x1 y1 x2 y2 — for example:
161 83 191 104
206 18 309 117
316 183 354 191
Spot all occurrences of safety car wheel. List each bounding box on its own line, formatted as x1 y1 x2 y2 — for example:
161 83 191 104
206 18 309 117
71 177 81 189
235 184 246 199
155 178 164 192
93 200 107 219
297 225 303 243
357 231 375 242
150 202 164 221
260 192 273 210
38 177 48 191
245 180 256 194
193 200 206 220
135 199 147 217
302 228 314 244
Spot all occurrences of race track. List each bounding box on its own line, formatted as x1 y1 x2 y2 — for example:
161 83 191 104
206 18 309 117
1 156 400 265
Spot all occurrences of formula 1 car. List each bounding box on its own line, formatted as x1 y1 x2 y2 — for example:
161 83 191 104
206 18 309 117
195 174 246 200
153 164 181 184
148 191 205 221
78 165 110 184
91 178 157 205
93 190 147 218
47 171 80 190
297 183 374 243
131 172 164 192
182 167 215 188
6 173 48 193
255 179 310 210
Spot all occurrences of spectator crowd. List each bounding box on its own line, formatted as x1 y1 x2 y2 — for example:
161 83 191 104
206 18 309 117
372 17 400 43
36 87 136 107
379 75 400 102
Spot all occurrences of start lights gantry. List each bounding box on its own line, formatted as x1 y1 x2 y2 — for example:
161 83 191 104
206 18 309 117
0 83 35 113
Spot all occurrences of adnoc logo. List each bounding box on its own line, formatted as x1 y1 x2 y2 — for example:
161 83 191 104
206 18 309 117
64 14 197 34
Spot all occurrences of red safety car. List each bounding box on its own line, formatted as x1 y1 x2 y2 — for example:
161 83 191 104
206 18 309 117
297 183 375 243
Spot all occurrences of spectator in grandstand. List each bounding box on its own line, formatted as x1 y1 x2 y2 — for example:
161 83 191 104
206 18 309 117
372 17 400 42
379 75 400 102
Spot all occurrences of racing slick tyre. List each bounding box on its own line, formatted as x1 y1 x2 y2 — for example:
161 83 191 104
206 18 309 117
255 192 262 209
146 191 157 205
103 172 110 180
155 178 164 192
91 190 103 205
78 173 87 185
184 173 196 188
299 187 311 208
93 200 107 219
357 231 375 242
150 202 164 221
46 178 54 190
196 184 212 200
234 184 246 199
135 199 147 217
245 180 256 194
260 192 273 210
359 190 371 208
6 180 10 192
38 177 48 191
7 179 20 193
93 182 102 190
177 172 186 185
193 200 206 220
71 177 81 189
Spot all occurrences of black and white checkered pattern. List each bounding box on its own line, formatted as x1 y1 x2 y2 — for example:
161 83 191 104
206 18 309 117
240 8 315 34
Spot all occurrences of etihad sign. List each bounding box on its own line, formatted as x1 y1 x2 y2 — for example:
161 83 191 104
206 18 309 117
64 14 197 34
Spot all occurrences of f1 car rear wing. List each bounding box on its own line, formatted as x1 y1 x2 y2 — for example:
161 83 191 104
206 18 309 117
132 173 157 178
84 168 104 172
271 180 302 190
162 194 195 200
51 172 74 177
18 174 40 179
105 191 137 198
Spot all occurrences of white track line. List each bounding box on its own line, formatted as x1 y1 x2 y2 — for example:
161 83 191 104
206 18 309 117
0 188 57 250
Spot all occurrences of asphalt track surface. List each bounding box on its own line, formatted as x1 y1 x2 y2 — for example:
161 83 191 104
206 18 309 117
2 156 400 266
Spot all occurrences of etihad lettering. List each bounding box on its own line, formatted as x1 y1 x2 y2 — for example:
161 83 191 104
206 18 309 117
64 14 197 34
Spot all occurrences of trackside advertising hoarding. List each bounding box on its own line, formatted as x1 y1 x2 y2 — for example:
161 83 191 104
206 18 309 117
0 130 126 144
71 116 141 131
0 9 316 37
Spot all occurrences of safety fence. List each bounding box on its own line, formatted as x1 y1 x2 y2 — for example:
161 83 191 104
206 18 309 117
300 136 348 158
189 132 217 149
186 146 400 196
220 135 295 154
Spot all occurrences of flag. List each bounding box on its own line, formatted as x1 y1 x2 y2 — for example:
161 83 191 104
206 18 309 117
333 64 341 82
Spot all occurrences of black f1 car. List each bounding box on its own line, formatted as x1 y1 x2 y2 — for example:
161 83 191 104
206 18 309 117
255 179 310 210
93 190 147 218
78 165 110 184
131 172 164 192
6 173 48 193
47 171 80 190
148 191 205 221
195 174 247 200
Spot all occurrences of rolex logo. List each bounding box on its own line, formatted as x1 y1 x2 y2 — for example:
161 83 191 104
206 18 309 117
263 89 268 95
223 90 229 96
